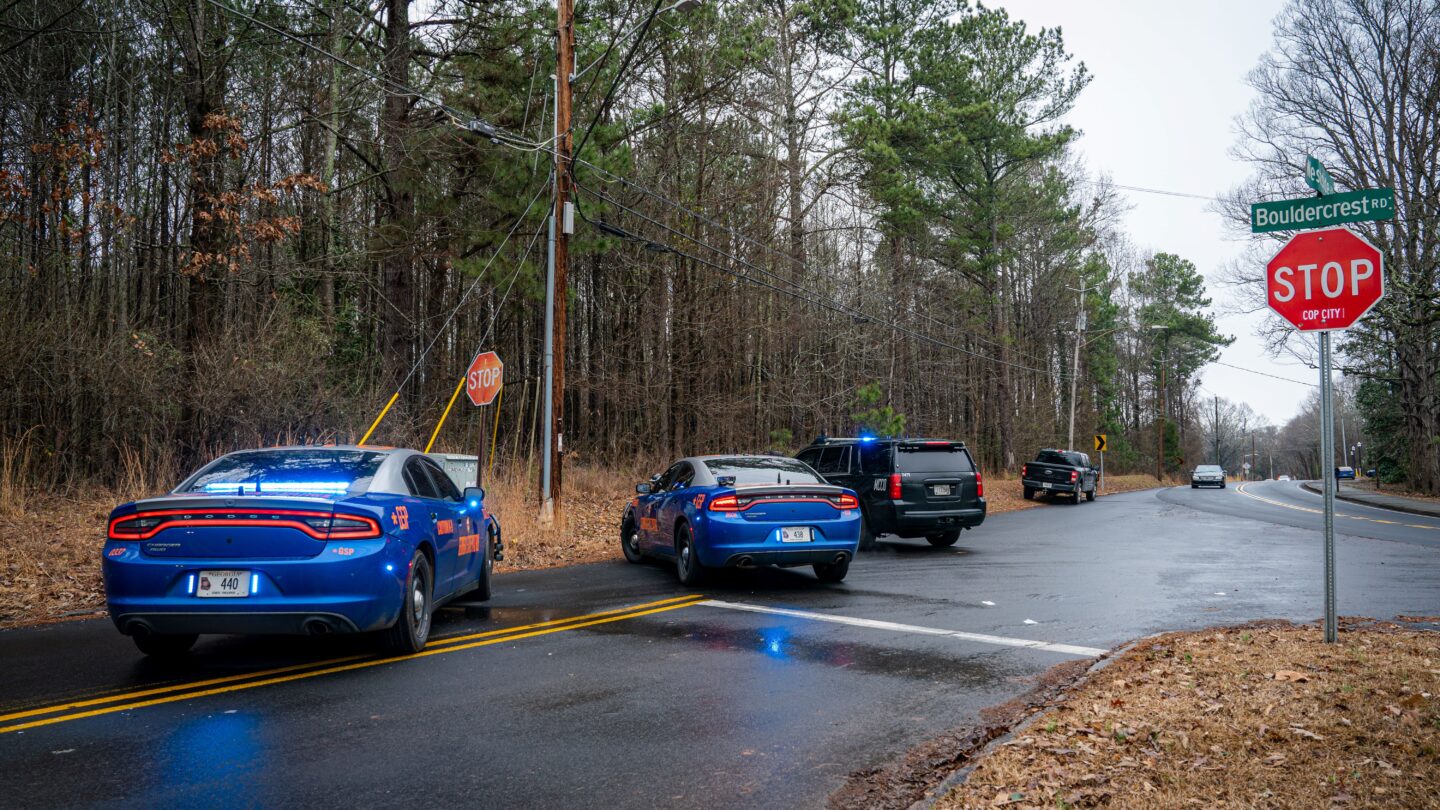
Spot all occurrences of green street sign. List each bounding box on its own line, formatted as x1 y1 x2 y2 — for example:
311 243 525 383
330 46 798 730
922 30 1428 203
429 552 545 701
1305 155 1336 196
1250 188 1395 233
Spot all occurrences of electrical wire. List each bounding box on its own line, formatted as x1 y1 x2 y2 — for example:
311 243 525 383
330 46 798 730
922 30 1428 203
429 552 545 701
1210 359 1317 386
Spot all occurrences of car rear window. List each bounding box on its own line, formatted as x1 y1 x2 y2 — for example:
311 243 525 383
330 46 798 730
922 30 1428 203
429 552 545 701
179 449 387 496
1035 450 1081 466
894 445 974 473
705 457 824 486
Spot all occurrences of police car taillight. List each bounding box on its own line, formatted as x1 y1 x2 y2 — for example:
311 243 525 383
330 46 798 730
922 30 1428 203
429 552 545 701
834 493 859 509
708 495 742 512
975 470 984 498
326 514 382 540
888 474 902 499
108 516 162 539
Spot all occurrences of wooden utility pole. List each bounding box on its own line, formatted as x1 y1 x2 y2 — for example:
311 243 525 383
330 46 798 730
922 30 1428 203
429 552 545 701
542 0 574 525
1155 363 1166 482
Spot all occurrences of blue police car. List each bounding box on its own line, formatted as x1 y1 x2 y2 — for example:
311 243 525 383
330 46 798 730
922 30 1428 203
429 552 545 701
620 455 862 585
102 446 498 657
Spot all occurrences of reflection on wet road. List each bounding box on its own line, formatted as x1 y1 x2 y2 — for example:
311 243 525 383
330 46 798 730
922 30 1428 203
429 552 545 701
2 484 1437 809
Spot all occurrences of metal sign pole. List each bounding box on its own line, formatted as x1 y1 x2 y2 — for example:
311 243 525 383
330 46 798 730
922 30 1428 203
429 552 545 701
1319 331 1337 642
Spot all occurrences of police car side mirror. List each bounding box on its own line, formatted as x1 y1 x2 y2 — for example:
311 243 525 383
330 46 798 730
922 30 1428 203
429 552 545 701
636 483 652 494
463 486 485 509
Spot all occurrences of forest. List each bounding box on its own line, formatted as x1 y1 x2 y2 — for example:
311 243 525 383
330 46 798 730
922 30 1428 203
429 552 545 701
0 0 1434 499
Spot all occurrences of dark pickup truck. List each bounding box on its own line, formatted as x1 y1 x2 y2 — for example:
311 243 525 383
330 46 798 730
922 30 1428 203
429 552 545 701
1021 449 1098 503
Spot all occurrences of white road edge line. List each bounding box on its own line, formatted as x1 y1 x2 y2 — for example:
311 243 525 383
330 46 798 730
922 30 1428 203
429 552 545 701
695 599 1108 658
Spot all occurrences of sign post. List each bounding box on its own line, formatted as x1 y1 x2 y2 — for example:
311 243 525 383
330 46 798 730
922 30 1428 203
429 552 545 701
466 351 504 487
1264 225 1385 643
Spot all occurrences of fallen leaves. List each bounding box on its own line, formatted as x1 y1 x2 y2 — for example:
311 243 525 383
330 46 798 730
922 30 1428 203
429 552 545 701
934 624 1440 810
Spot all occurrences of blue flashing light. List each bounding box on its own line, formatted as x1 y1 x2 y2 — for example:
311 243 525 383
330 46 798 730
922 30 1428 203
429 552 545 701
468 499 480 509
859 436 877 443
385 563 395 573
250 573 259 594
200 481 350 495
187 574 196 594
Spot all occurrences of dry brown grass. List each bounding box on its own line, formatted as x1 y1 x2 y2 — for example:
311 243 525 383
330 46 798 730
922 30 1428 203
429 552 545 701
935 623 1440 809
984 474 1173 515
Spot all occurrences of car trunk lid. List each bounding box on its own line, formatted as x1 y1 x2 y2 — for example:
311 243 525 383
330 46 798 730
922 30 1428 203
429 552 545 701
111 495 347 559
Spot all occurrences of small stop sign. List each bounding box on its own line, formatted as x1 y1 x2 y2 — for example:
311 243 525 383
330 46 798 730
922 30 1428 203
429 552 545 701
1266 226 1384 331
466 350 503 406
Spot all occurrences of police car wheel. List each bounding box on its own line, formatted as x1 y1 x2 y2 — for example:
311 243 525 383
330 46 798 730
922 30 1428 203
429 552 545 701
926 530 960 547
1085 487 1096 502
621 513 643 563
382 551 432 655
675 525 705 586
472 531 494 602
813 557 850 583
857 516 877 551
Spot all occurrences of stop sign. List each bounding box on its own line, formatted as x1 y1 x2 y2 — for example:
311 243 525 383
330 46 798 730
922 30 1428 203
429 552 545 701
466 350 503 406
1266 226 1384 331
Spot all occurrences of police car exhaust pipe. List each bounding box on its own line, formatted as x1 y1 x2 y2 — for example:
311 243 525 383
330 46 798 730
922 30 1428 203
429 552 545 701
833 553 848 565
303 619 331 636
735 556 755 568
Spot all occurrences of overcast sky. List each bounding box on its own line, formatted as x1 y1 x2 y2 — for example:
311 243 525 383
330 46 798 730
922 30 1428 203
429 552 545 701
994 0 1315 426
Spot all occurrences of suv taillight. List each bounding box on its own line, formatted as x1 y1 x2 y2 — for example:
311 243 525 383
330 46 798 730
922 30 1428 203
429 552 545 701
1069 470 1078 483
975 470 984 498
1021 464 1028 478
888 474 902 499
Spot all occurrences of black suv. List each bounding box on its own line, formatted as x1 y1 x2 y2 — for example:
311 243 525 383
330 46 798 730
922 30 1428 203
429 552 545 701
796 437 986 549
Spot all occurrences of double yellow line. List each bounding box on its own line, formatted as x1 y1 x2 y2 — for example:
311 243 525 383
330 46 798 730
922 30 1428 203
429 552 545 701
0 594 704 735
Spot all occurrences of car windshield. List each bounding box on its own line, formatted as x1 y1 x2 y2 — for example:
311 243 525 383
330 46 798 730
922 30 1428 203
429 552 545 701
1195 465 1223 473
704 457 823 486
178 449 387 496
896 444 974 473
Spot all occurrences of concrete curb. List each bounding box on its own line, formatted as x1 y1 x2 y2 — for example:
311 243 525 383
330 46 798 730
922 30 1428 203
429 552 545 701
1300 480 1440 519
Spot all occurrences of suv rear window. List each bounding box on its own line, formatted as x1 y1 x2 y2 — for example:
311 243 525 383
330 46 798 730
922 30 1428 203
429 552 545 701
894 445 974 473
180 449 386 496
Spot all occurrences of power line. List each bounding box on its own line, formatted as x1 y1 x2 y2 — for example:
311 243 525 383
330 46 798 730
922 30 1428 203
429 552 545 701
1211 360 1317 386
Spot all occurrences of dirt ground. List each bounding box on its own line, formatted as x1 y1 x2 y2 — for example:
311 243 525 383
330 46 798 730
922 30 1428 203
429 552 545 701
0 467 1167 628
889 622 1440 810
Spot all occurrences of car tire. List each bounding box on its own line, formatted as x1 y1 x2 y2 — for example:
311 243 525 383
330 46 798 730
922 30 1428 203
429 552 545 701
1085 487 1096 502
472 525 495 602
857 514 877 551
1071 489 1082 504
1191 483 1198 489
133 633 198 657
620 512 643 563
675 524 705 586
382 550 433 655
813 556 850 583
1022 487 1034 500
1221 483 1227 489
926 530 961 547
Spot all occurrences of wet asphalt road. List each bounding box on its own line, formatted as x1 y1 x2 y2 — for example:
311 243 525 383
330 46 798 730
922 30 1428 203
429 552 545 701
2 480 1437 809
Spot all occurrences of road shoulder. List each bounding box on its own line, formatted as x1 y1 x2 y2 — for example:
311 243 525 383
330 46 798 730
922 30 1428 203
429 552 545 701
1301 480 1440 518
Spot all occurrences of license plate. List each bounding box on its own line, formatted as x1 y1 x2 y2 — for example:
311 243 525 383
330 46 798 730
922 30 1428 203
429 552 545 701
1042 482 1053 489
932 484 952 496
780 526 812 543
197 570 250 598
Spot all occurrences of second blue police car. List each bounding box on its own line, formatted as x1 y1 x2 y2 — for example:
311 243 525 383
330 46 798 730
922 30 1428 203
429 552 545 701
619 455 862 585
102 446 500 657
